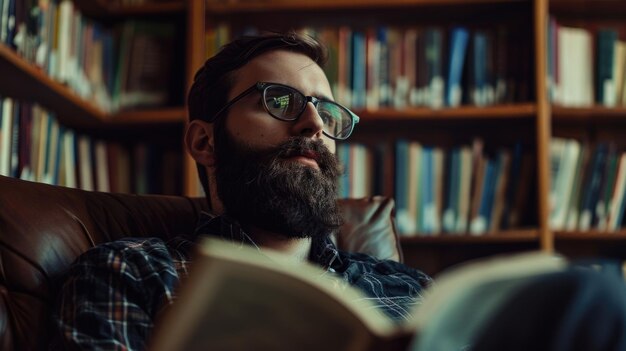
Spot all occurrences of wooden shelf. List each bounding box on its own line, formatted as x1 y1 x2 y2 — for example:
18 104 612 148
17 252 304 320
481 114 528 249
354 103 536 121
0 44 185 129
553 105 626 117
400 229 539 244
206 0 528 13
73 0 185 18
550 0 626 19
552 106 626 124
555 231 626 241
110 108 186 124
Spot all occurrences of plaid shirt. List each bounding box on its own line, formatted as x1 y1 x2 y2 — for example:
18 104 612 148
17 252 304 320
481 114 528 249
52 213 432 350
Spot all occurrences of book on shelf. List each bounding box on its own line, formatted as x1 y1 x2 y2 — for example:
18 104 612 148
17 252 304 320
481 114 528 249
490 151 511 233
149 238 566 351
608 154 626 231
596 29 618 107
564 142 590 232
579 143 608 231
424 27 445 109
597 145 619 231
0 97 13 176
445 26 469 108
549 138 580 230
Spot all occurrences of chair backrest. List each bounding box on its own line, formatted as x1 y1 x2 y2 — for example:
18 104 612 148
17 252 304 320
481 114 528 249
0 175 401 350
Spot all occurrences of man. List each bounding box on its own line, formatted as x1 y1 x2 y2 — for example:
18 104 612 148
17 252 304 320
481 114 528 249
52 32 432 350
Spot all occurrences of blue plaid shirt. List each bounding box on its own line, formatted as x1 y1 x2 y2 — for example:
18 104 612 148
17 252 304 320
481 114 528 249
52 213 432 350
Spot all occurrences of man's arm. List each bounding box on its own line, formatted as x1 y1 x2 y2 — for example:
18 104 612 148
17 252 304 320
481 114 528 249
52 238 183 351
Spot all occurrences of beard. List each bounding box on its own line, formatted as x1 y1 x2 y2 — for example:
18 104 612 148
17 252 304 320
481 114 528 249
214 131 343 239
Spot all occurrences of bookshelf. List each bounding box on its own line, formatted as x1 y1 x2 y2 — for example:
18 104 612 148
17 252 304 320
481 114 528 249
547 0 626 265
0 0 187 194
5 0 626 274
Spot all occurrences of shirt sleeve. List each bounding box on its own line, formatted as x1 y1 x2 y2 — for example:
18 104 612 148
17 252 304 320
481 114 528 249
51 238 182 351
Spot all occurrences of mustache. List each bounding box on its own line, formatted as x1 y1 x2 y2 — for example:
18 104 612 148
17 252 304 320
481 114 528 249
266 137 338 171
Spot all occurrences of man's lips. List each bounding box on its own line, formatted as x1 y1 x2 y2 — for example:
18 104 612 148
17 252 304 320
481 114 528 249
284 150 320 169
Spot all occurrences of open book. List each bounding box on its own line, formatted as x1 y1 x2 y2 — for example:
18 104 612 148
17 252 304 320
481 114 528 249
149 238 566 351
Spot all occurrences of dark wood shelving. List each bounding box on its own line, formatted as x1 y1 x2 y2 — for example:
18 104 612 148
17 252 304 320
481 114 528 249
400 229 539 245
355 103 536 121
555 231 626 241
110 108 186 124
206 0 528 13
550 0 626 19
73 0 185 18
552 105 626 124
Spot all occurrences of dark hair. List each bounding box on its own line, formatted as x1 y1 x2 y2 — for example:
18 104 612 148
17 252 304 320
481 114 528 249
187 31 328 197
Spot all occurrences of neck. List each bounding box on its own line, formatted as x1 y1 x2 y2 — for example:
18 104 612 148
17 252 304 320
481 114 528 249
248 226 312 262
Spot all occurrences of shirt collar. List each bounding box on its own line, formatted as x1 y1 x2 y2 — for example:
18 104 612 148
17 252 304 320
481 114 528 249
194 212 342 271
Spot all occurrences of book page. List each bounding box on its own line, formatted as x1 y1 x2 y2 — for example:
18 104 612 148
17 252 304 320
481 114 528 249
150 238 398 351
408 251 567 351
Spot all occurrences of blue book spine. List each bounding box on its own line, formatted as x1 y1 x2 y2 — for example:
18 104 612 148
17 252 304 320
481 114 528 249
420 147 434 234
444 148 460 233
479 158 497 231
473 31 488 105
351 31 366 109
377 27 390 107
580 144 608 228
4 0 15 47
395 140 409 216
446 27 470 107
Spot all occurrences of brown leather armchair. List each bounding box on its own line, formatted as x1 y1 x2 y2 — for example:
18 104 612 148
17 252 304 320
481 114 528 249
0 175 401 350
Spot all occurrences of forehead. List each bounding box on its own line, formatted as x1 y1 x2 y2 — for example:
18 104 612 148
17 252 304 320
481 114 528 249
230 50 332 98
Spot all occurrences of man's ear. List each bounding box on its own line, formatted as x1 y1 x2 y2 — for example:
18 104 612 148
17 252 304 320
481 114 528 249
185 120 215 167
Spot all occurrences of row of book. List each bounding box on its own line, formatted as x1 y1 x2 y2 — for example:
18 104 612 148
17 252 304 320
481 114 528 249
206 24 529 110
393 139 533 236
549 138 626 232
0 97 182 194
547 18 626 107
336 139 534 236
0 0 178 112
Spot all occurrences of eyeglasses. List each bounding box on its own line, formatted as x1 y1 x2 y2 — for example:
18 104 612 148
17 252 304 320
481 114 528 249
212 82 360 140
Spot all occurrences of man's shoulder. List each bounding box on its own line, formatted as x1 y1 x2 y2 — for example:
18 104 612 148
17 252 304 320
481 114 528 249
337 250 433 288
80 237 169 258
73 236 194 272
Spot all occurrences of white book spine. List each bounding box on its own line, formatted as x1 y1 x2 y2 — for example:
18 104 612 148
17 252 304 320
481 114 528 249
0 98 13 177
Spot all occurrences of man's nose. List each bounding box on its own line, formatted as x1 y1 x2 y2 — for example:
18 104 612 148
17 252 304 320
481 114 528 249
291 102 324 138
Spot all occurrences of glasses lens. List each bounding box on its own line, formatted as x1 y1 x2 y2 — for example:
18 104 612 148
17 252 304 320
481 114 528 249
317 102 354 139
264 85 305 120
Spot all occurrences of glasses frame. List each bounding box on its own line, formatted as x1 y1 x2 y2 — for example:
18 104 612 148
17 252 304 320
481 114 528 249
211 82 360 140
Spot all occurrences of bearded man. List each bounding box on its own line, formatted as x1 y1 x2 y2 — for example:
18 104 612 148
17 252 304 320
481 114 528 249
52 32 431 350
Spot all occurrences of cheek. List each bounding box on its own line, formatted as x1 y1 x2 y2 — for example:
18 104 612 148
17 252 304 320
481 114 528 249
226 118 286 150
